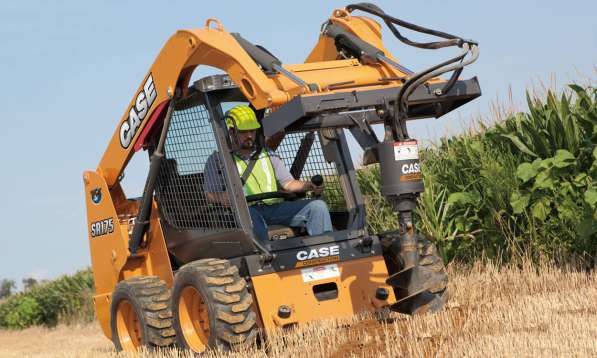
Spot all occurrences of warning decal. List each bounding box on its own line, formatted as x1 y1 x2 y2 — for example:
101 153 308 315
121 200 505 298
394 141 419 161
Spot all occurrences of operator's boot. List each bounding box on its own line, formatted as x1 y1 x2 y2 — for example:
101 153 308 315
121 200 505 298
385 234 448 315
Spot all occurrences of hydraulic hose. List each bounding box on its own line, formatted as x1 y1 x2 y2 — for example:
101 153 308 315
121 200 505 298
323 24 414 74
345 3 476 49
343 2 480 136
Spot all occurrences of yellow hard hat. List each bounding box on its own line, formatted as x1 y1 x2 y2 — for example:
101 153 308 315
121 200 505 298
225 105 261 131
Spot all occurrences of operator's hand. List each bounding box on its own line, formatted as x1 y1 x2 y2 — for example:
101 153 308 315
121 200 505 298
306 181 324 195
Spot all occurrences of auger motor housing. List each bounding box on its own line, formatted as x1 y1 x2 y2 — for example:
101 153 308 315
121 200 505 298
378 139 424 206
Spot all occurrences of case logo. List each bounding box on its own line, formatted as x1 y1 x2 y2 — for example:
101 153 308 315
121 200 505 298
119 73 157 148
295 245 340 268
401 163 420 174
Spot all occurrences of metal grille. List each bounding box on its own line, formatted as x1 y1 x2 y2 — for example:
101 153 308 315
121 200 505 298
275 131 347 211
155 104 239 230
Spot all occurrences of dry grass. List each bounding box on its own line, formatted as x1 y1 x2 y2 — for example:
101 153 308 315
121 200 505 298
1 263 595 358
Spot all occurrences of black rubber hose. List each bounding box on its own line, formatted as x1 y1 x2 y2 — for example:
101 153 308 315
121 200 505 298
345 3 475 49
395 50 468 117
342 2 478 122
440 66 463 95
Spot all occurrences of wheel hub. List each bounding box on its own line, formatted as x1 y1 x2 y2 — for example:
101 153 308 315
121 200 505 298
179 286 211 352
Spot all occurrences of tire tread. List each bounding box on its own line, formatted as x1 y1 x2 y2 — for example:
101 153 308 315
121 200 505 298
173 259 257 352
110 276 175 351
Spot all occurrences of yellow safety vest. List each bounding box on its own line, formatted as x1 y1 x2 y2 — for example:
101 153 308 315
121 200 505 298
234 149 281 205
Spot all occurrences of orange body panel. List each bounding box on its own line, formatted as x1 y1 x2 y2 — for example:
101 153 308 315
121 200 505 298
251 256 396 332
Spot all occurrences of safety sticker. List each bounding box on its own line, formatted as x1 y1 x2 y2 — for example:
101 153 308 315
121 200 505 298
394 140 419 161
301 264 340 283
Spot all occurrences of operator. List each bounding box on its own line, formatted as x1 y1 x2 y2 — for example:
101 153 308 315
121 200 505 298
203 105 332 242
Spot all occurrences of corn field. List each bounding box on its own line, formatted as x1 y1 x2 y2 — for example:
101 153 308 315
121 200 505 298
360 83 597 266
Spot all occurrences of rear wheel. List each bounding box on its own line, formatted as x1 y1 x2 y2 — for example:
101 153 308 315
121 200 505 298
172 258 258 354
110 276 176 352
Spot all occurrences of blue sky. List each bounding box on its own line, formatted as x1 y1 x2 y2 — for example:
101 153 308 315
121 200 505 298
0 1 595 285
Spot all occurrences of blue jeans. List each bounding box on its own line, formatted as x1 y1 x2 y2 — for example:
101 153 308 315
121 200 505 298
248 199 333 242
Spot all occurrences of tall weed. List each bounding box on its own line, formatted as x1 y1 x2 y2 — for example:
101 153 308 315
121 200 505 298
0 269 94 329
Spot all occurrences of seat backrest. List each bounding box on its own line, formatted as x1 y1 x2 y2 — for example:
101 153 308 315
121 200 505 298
156 157 238 230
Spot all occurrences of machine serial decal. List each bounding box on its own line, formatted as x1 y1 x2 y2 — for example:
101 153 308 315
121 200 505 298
119 73 157 148
295 245 340 268
90 218 114 238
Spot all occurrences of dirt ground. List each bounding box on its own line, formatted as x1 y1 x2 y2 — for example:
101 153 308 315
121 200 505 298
1 263 596 358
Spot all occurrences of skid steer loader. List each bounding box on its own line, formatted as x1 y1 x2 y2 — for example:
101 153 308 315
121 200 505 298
83 3 480 353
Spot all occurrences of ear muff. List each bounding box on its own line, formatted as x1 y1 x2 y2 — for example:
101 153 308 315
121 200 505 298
225 114 238 130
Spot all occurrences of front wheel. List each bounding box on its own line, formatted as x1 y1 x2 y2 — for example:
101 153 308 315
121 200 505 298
172 258 258 354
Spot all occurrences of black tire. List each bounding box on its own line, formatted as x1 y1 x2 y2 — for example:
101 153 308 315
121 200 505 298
110 276 176 352
172 258 258 354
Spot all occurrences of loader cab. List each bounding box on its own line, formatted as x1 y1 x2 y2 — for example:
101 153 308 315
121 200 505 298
153 74 366 267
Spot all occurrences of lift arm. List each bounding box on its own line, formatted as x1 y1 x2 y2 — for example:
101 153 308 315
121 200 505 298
95 12 423 187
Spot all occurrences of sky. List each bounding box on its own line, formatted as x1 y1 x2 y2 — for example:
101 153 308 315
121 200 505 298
0 1 595 285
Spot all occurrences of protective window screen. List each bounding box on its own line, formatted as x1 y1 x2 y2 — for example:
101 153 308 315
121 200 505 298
275 131 347 211
155 104 239 230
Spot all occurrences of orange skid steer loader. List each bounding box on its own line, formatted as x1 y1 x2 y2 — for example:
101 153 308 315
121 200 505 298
83 3 480 353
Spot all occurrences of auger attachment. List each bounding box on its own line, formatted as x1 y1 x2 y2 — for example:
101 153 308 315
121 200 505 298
378 137 448 315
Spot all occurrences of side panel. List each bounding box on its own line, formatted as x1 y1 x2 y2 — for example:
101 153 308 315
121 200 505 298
83 170 129 338
83 171 174 339
119 202 174 286
250 256 396 332
109 184 173 285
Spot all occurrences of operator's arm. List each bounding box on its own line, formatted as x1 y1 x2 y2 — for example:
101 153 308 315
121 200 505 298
270 153 323 194
203 153 231 206
282 179 320 193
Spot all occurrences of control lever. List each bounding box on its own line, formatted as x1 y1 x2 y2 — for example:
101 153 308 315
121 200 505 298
311 174 324 198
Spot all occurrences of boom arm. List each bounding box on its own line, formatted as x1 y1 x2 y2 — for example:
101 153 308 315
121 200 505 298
96 14 416 187
97 7 478 187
